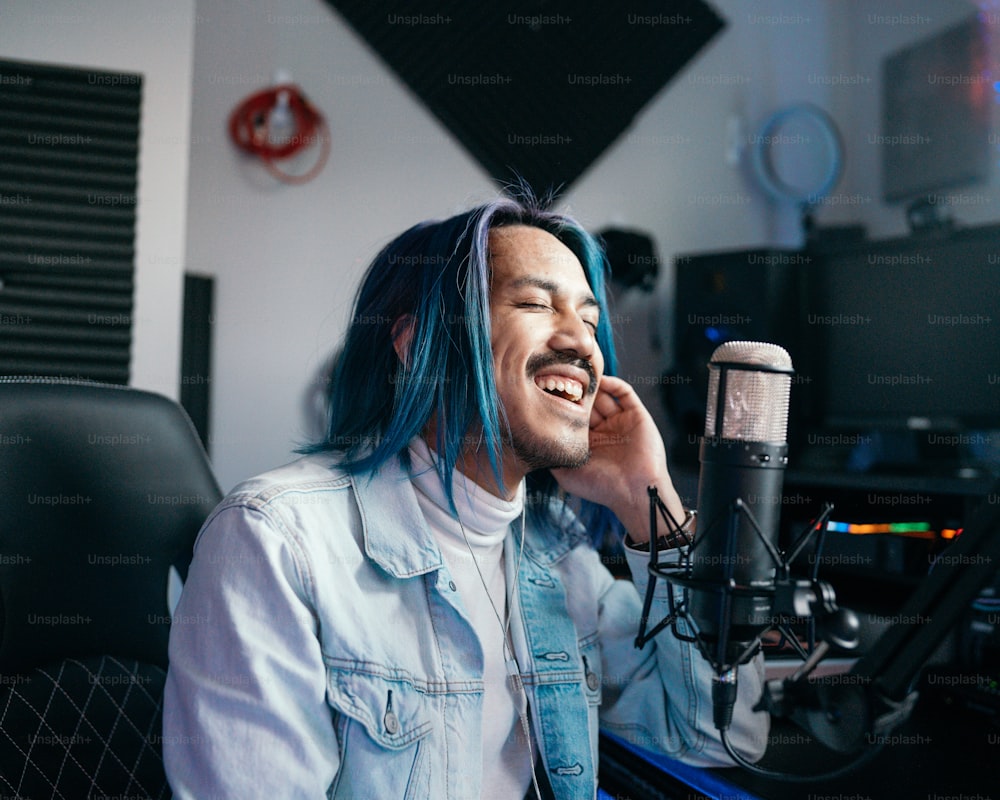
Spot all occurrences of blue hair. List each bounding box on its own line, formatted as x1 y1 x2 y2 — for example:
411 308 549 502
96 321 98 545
305 193 618 533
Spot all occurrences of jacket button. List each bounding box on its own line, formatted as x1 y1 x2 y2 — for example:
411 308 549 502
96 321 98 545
384 710 400 735
449 580 457 592
586 672 599 692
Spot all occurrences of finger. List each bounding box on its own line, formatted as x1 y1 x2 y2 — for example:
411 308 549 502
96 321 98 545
597 375 642 408
591 386 621 422
597 374 631 397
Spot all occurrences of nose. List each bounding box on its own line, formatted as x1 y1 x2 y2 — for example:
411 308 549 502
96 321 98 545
549 311 600 367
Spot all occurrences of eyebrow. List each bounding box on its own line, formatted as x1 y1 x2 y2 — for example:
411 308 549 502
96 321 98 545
508 275 600 311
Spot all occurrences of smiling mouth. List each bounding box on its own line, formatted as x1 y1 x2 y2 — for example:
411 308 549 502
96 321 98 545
534 375 584 404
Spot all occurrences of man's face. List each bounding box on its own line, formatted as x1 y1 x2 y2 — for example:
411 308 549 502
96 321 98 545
487 225 605 474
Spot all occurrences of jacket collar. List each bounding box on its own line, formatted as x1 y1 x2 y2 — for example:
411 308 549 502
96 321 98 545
352 455 445 579
522 496 589 567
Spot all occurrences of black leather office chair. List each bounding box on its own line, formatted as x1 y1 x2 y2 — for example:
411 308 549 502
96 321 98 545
0 377 221 798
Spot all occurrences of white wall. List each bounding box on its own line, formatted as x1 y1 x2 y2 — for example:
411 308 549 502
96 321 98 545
185 0 493 491
0 0 197 400
187 0 844 490
3 1 990 490
186 0 998 491
566 0 840 440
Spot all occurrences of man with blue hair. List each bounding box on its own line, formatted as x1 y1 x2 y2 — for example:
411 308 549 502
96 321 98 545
164 194 768 799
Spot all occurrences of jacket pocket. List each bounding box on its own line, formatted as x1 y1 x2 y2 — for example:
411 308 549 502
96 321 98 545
326 667 433 799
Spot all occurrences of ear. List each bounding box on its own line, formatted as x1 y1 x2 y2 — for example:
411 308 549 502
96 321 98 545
391 314 416 367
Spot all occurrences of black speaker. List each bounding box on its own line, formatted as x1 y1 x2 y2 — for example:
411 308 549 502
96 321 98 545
180 274 214 452
667 248 806 464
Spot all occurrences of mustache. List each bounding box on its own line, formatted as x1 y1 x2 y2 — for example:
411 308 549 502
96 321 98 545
525 352 598 396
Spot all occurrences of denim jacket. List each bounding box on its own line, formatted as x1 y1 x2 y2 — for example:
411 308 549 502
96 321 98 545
163 453 768 799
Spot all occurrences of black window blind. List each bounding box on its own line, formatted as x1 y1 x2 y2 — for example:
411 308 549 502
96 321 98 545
0 58 142 384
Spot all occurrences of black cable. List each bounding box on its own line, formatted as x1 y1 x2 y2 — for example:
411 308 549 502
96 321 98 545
719 728 885 783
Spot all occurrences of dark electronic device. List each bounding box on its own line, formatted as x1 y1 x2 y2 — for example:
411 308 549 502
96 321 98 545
801 226 1000 477
881 13 991 231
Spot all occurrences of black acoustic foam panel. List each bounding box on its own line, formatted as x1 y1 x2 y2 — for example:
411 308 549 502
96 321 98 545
325 2 725 193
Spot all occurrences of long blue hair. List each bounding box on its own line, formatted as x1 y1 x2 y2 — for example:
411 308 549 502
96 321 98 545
305 192 618 533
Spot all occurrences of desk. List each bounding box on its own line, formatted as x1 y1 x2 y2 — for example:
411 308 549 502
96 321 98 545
599 691 999 799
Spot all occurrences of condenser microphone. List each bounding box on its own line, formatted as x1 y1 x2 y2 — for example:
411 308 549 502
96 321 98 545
688 341 794 672
638 341 874 771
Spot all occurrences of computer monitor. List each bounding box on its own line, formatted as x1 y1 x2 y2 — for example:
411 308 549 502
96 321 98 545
881 13 992 208
802 226 1000 436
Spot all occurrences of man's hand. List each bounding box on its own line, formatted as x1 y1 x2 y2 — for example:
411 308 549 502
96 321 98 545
551 375 685 544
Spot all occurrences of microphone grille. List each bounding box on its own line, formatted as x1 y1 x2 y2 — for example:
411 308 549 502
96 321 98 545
704 341 792 442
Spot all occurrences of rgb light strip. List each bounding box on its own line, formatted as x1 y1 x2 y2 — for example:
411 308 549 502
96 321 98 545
826 520 963 539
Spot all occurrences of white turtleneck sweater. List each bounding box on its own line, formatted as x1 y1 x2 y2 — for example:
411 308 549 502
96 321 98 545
407 438 534 800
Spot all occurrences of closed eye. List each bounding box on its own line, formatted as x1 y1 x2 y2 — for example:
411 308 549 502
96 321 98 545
516 300 598 332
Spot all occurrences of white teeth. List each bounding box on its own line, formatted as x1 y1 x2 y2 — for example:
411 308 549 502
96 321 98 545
536 375 584 403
